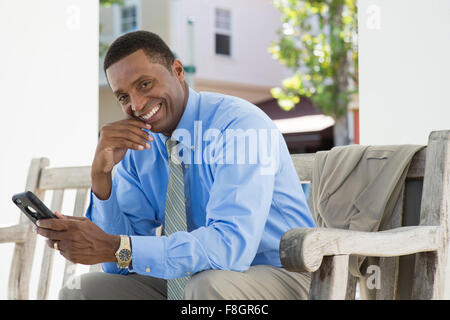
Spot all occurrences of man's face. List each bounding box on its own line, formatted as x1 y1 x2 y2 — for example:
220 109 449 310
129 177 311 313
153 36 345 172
106 49 187 135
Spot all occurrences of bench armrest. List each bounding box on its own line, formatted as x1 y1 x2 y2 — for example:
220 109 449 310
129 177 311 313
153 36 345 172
0 223 29 244
280 226 440 272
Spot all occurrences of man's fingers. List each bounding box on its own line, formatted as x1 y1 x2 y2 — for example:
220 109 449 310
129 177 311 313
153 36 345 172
46 239 58 249
46 239 68 254
109 126 153 147
54 211 66 219
122 118 152 130
36 218 69 231
64 216 86 221
114 118 152 134
46 239 53 249
35 226 68 240
110 138 151 151
54 210 85 221
100 121 153 152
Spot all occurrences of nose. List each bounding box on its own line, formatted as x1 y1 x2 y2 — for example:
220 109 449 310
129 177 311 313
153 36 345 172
130 94 146 114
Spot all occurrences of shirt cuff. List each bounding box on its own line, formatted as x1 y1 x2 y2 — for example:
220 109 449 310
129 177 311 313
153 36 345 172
130 235 167 279
86 188 123 235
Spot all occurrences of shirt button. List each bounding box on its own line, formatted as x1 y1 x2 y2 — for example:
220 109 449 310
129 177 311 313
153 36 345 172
145 267 151 273
186 271 191 275
93 204 96 209
184 164 188 169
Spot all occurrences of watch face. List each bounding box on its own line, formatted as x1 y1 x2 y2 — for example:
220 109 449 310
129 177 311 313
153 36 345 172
119 249 131 261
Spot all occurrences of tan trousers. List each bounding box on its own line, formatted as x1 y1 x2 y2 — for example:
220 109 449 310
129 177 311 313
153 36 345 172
59 265 311 300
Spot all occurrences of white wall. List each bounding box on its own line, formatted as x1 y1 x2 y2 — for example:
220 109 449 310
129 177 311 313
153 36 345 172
0 0 98 299
358 0 450 298
358 0 450 145
170 0 290 88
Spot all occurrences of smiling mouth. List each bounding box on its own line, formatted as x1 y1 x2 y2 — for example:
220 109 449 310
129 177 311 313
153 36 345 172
138 102 162 122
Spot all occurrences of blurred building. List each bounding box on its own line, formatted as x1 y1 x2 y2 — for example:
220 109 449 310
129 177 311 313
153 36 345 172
256 97 334 153
99 0 334 151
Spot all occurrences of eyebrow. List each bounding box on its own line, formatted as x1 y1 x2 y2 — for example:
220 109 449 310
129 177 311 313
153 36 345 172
113 75 151 96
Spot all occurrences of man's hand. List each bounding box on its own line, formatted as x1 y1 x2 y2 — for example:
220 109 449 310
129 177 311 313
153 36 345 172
92 119 153 200
34 211 120 265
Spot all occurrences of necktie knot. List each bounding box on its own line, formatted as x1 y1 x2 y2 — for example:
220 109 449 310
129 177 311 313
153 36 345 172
166 138 178 154
166 138 181 164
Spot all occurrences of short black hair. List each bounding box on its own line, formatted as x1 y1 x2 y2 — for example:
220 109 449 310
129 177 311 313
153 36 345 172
103 30 175 74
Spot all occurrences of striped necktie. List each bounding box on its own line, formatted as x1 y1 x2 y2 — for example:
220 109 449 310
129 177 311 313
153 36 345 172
164 138 189 300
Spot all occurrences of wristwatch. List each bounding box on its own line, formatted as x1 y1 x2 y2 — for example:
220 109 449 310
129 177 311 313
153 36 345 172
115 235 132 269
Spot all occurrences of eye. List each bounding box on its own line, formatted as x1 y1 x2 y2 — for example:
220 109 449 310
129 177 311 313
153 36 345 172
118 94 128 103
141 81 151 89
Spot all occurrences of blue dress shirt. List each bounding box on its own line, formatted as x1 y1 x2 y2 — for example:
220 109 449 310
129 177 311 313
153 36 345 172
86 87 315 279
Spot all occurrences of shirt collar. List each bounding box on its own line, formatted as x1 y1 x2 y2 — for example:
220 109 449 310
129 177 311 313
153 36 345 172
158 86 200 149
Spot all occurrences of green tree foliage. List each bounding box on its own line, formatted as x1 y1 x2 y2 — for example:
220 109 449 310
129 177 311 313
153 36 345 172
269 0 358 120
99 0 124 57
100 0 123 6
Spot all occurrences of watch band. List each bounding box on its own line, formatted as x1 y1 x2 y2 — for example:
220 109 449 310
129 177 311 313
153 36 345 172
115 235 132 269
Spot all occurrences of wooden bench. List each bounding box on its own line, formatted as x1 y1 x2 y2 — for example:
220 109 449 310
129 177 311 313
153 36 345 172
281 130 450 299
1 130 448 299
0 158 95 299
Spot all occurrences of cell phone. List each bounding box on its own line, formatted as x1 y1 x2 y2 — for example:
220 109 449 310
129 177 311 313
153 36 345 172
12 191 57 225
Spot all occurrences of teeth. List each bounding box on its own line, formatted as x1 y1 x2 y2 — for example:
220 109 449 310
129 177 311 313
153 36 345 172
141 103 161 120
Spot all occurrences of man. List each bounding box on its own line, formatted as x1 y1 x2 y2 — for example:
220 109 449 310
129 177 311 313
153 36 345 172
35 30 315 300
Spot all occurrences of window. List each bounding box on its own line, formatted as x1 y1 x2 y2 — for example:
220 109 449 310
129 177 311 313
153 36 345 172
121 6 137 33
215 34 231 56
215 8 231 56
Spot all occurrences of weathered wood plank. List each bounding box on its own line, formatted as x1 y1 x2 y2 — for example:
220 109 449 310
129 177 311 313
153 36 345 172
89 264 102 273
39 166 91 190
280 226 440 273
412 251 439 299
37 189 64 300
345 273 357 300
63 188 89 286
8 157 49 300
375 184 405 300
412 130 450 299
79 187 101 273
375 257 398 299
0 224 28 243
291 153 314 182
309 255 350 300
396 180 423 299
72 188 89 218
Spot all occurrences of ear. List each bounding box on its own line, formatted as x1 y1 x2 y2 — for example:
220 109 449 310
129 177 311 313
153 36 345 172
172 59 185 83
